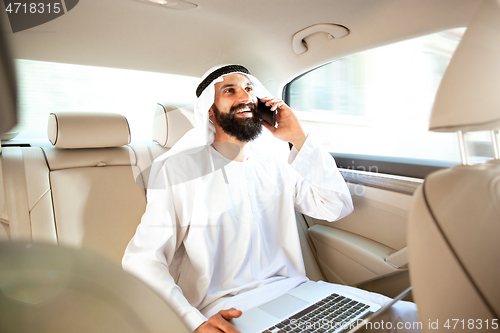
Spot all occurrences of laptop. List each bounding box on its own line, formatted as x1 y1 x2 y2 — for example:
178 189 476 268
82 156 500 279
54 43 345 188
231 281 412 333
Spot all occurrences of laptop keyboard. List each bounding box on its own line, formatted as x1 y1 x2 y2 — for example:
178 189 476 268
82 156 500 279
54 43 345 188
262 293 372 333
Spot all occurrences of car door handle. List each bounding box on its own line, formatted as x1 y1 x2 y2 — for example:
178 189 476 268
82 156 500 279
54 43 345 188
384 247 408 269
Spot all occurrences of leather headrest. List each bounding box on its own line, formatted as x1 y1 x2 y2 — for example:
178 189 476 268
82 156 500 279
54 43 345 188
152 103 195 148
429 0 500 132
48 112 131 148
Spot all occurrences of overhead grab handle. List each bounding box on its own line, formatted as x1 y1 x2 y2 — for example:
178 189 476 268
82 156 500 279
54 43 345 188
292 24 349 55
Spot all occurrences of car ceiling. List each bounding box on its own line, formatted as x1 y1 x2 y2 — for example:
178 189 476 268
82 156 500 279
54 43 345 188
3 0 482 91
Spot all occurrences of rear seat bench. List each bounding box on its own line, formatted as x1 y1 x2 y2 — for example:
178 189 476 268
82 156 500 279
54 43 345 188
0 109 173 263
0 104 324 280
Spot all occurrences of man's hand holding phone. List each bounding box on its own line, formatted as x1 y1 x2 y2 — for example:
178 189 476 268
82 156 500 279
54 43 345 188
256 99 276 127
259 97 307 151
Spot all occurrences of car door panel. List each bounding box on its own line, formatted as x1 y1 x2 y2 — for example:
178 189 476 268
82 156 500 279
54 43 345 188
304 177 419 295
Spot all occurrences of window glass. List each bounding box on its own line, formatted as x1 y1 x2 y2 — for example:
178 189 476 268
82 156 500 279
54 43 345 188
11 59 200 143
286 29 495 165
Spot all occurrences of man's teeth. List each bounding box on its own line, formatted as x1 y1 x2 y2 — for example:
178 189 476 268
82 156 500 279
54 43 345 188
236 108 251 113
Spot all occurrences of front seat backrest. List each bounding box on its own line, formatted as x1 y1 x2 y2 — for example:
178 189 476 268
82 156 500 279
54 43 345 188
407 0 500 329
0 241 191 333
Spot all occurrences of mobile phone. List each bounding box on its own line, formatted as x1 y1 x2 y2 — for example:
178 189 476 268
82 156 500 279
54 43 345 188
257 99 276 126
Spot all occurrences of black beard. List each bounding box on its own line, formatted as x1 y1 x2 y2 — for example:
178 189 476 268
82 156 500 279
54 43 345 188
212 102 263 142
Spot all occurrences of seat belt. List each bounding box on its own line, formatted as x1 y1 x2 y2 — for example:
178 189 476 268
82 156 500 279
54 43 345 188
1 147 32 240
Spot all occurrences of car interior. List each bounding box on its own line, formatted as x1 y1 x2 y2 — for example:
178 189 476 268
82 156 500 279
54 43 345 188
0 0 499 332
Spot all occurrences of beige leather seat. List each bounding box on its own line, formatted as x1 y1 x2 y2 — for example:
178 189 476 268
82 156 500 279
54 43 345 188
0 241 191 333
1 104 193 248
43 112 147 263
407 0 500 329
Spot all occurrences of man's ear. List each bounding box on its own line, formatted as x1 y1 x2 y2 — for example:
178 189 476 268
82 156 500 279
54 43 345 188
208 105 216 123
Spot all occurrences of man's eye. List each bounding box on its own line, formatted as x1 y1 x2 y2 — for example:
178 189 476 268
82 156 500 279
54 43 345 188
246 87 253 92
224 88 234 93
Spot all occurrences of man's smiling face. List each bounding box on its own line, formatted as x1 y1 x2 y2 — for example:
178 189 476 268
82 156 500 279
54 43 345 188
211 73 262 142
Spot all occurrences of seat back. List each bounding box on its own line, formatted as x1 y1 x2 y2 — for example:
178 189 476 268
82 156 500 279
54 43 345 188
0 241 191 333
407 0 500 328
2 105 194 261
1 147 57 243
408 163 500 326
43 112 146 263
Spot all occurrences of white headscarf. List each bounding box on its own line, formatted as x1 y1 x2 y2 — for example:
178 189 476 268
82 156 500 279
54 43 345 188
148 65 289 188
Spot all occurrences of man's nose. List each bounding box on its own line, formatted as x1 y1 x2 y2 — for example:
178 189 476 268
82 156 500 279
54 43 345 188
236 88 255 104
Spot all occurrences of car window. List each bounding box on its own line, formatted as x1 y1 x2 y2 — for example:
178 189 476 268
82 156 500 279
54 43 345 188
11 59 200 143
284 28 494 168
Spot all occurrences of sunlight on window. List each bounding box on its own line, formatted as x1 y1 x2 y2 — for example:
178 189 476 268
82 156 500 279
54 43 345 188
287 29 474 164
12 60 200 143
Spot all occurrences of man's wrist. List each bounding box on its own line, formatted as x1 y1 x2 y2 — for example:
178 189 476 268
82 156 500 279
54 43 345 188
290 133 307 151
194 321 208 332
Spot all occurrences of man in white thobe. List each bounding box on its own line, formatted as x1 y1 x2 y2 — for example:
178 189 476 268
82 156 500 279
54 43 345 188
123 65 419 333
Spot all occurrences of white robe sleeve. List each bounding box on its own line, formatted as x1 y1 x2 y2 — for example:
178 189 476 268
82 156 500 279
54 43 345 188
289 135 353 222
122 163 207 332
